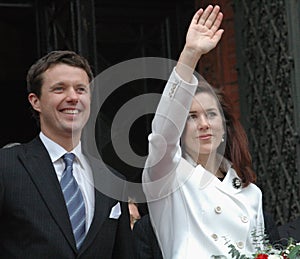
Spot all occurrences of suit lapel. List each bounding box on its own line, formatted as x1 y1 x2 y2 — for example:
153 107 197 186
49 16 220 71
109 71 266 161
81 189 117 250
78 155 119 252
19 137 77 252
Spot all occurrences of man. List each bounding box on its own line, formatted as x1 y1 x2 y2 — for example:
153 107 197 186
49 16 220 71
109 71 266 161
0 50 133 258
278 217 300 244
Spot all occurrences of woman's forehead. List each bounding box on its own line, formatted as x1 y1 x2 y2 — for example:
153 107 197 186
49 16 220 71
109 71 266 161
191 92 219 110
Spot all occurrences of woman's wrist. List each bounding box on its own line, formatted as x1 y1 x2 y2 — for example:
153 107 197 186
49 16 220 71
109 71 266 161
176 45 203 83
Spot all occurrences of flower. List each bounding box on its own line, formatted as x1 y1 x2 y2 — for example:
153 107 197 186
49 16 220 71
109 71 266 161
256 254 268 259
226 237 300 258
256 255 285 259
282 242 300 259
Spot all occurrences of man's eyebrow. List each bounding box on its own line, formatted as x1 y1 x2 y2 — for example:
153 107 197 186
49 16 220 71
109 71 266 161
76 83 89 87
48 82 65 89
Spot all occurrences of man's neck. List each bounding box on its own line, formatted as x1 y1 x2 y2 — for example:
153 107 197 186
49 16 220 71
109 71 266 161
40 130 80 152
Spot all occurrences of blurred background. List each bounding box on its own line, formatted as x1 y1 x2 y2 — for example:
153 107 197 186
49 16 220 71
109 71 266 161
0 0 299 227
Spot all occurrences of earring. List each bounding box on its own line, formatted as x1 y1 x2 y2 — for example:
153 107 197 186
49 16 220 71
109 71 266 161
221 136 225 142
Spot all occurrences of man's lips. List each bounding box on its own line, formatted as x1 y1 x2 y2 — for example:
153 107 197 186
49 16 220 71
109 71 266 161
61 109 79 114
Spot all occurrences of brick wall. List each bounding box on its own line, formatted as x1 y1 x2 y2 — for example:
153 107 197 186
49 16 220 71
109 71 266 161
195 0 240 119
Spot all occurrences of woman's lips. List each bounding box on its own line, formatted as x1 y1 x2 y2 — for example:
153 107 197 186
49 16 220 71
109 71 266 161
198 134 212 140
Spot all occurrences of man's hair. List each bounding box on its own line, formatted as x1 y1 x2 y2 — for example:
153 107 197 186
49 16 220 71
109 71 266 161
26 50 94 124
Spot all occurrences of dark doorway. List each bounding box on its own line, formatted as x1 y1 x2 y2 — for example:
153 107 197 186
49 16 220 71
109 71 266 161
0 2 38 147
0 0 195 183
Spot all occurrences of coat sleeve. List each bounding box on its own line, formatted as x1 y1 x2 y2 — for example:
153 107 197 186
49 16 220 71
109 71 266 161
255 189 265 243
142 68 198 198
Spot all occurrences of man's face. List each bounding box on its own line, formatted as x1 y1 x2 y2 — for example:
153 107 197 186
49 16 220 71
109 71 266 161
29 63 91 139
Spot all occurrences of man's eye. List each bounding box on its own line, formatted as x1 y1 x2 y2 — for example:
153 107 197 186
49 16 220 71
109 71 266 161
77 87 88 93
54 87 63 92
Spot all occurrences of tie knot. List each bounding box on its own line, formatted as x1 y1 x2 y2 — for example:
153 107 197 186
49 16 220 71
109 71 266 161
63 153 75 167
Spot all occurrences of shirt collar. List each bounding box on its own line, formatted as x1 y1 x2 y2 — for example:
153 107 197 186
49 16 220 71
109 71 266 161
39 132 84 168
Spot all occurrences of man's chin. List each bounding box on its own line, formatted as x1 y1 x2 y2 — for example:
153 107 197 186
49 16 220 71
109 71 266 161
64 125 83 135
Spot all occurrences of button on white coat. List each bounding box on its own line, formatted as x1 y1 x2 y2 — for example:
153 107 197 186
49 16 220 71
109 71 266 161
214 206 222 214
236 241 244 249
211 233 218 241
169 84 176 97
241 215 248 223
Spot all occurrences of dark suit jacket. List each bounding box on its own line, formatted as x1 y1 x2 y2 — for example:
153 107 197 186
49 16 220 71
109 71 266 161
278 217 300 244
132 214 163 259
264 211 282 245
0 137 133 259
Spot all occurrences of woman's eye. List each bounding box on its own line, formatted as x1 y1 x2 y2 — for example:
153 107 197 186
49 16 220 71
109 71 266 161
188 114 197 120
207 112 217 119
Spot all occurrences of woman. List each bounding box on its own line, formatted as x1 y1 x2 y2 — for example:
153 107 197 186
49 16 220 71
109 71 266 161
142 5 264 258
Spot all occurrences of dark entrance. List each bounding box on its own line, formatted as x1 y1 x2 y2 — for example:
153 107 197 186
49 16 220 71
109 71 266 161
0 0 195 183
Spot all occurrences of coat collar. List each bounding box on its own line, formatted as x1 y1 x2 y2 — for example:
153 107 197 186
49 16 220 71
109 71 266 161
217 167 243 194
190 157 243 195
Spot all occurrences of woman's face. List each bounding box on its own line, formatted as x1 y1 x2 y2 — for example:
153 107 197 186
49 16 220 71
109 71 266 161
181 91 225 162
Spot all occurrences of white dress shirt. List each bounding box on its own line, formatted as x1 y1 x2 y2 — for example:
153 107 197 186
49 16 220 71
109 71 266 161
40 132 95 233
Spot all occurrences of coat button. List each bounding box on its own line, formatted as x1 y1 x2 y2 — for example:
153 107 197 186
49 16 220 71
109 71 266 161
214 206 222 214
211 233 218 241
236 241 244 249
169 84 176 97
241 216 248 223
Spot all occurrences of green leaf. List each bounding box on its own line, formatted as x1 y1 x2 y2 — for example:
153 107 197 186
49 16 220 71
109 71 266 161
288 245 300 258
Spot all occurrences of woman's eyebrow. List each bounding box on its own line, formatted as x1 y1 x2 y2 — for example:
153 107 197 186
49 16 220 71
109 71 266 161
205 108 218 112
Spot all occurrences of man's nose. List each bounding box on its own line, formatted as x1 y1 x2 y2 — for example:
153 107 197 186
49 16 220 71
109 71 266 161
66 88 79 101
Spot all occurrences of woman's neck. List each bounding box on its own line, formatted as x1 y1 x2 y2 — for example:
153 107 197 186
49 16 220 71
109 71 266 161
183 150 225 177
197 153 223 176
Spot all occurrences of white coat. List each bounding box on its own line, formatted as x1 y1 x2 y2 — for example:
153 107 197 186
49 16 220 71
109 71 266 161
142 68 264 259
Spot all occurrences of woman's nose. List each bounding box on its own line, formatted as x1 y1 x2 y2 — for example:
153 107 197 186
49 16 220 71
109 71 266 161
197 115 210 130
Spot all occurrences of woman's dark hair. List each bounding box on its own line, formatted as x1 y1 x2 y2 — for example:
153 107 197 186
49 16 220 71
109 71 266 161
26 50 94 124
195 79 256 187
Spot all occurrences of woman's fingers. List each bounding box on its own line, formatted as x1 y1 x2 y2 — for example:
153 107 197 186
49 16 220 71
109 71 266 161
197 5 222 30
210 12 224 33
191 8 204 25
197 5 214 25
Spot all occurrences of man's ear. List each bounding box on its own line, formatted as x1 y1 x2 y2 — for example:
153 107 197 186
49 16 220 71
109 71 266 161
28 93 41 113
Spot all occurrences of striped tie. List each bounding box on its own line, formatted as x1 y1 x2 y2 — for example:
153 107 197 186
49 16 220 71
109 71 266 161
60 153 86 250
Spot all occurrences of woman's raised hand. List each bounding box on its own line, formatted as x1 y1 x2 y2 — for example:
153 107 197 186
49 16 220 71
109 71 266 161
185 5 224 55
176 5 224 82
